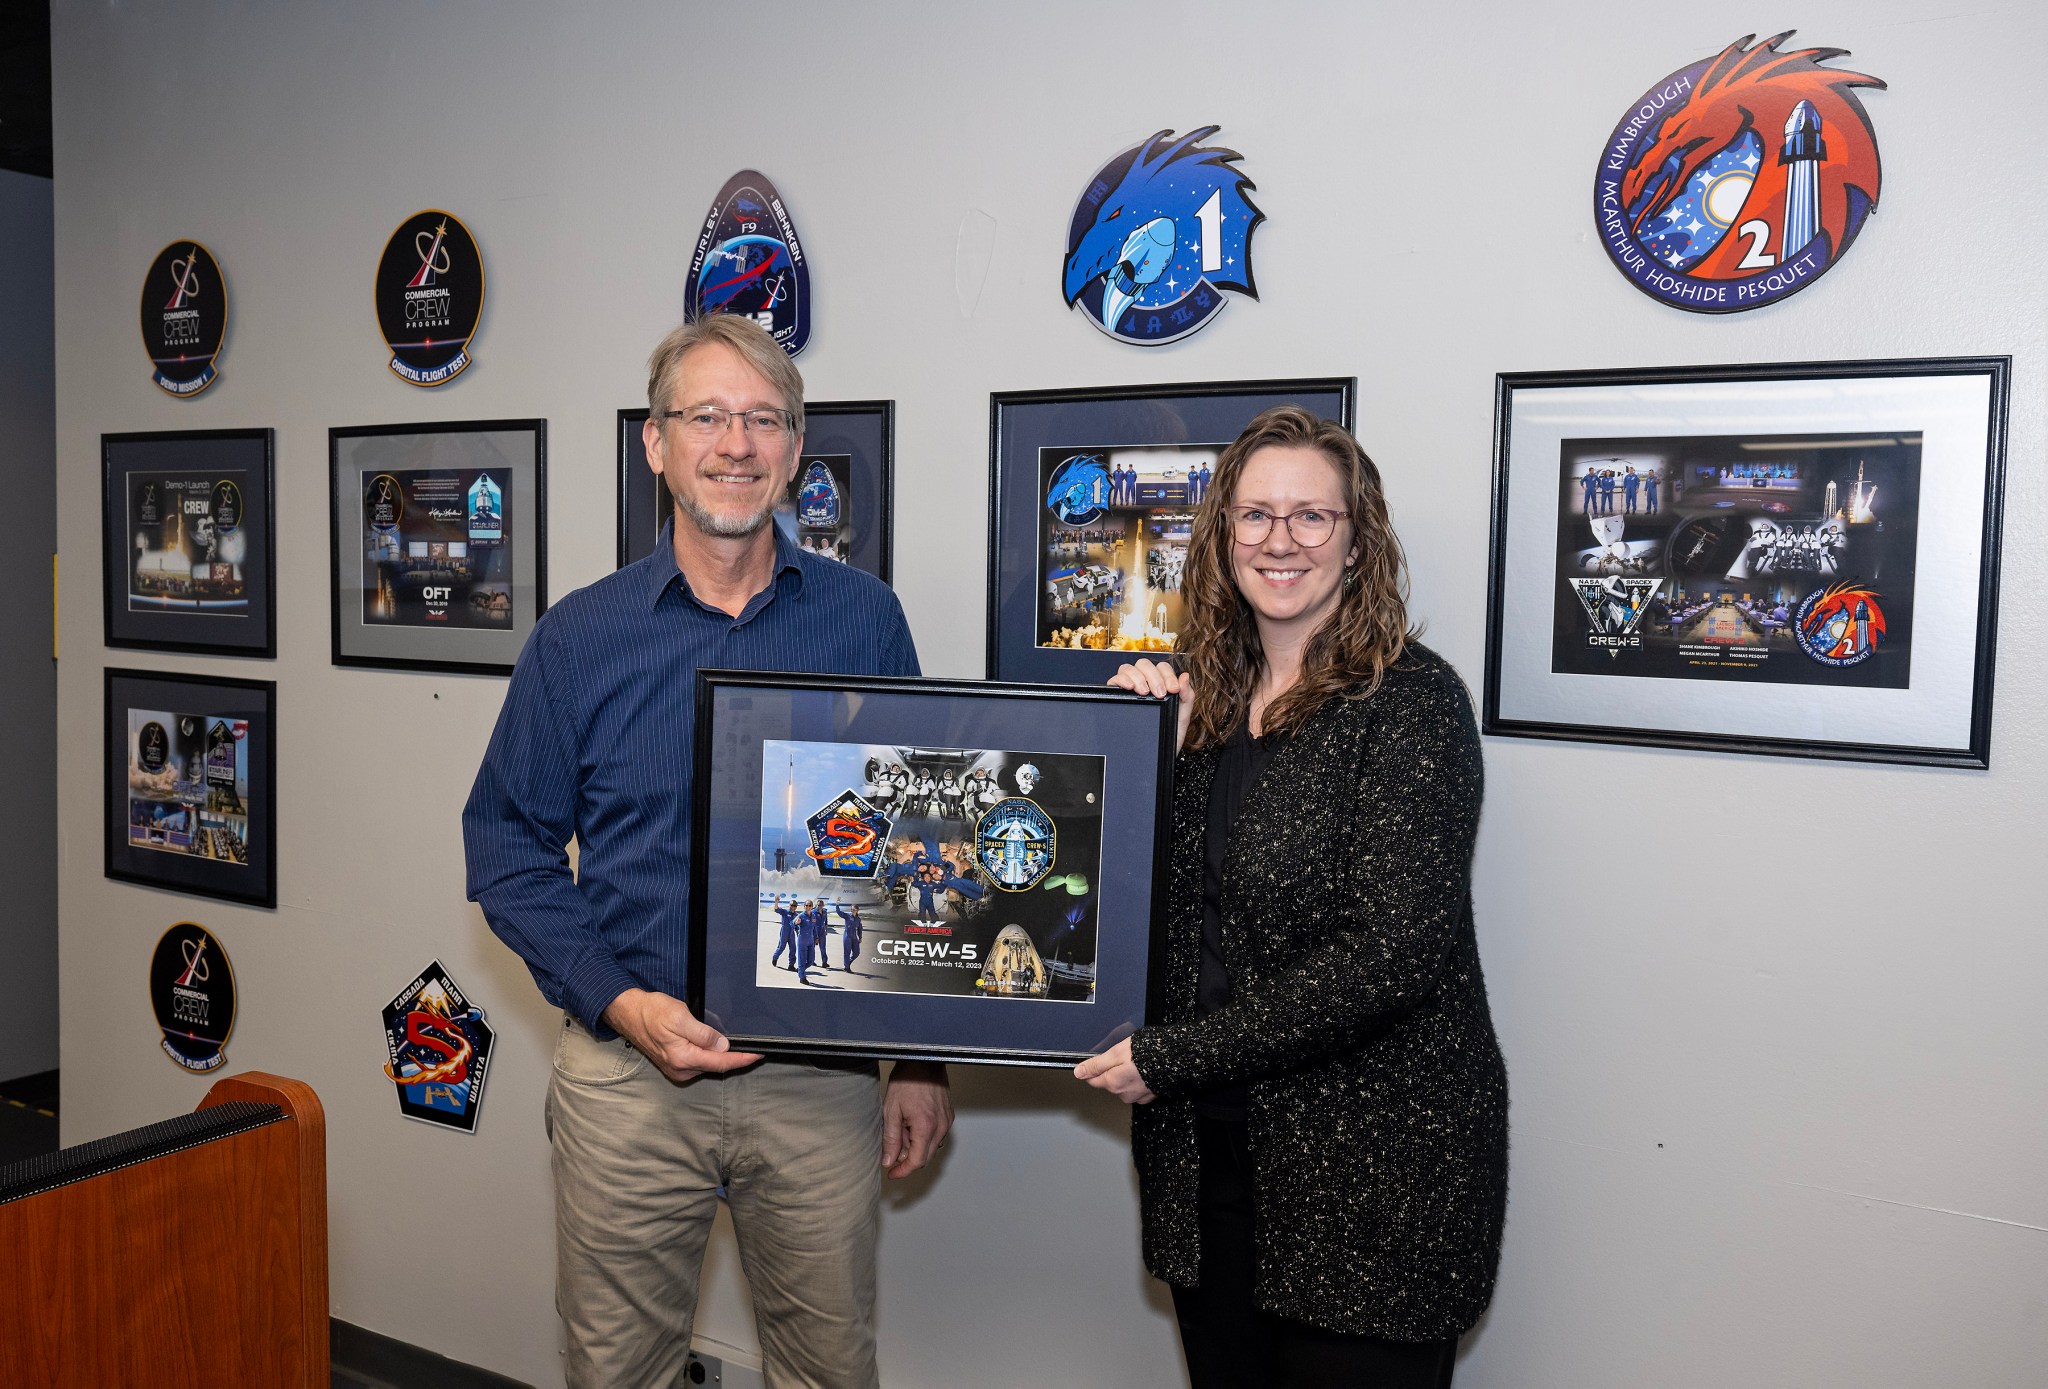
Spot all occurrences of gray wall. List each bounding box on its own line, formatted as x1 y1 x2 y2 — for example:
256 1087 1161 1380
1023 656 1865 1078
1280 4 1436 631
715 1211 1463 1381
0 166 56 1083
50 3 2048 1386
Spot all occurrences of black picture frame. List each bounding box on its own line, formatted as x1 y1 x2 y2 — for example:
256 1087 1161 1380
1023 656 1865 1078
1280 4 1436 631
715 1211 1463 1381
102 429 276 657
329 419 547 676
618 400 895 580
1483 357 2008 768
987 377 1355 684
688 671 1176 1067
104 667 277 908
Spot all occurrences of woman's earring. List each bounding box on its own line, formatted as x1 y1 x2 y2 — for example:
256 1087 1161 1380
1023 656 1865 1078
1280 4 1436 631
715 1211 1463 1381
1342 562 1358 592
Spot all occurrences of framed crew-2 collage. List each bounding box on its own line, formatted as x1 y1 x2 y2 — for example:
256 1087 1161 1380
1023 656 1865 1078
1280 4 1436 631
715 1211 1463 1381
1483 357 2009 768
689 672 1176 1066
329 419 547 675
617 400 895 580
105 668 277 908
987 377 1354 685
102 429 276 657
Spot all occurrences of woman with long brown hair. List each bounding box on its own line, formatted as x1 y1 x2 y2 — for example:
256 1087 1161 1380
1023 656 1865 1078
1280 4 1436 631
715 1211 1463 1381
1076 405 1508 1387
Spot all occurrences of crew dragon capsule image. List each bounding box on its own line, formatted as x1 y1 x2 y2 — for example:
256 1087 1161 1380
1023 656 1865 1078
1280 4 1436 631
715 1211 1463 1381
1100 217 1176 329
979 924 1050 998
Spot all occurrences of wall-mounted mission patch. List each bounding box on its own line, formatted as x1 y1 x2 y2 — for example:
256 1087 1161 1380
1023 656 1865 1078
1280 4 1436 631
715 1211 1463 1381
1593 32 1884 313
685 170 810 357
375 210 485 386
148 921 237 1072
381 960 495 1133
1061 126 1262 346
141 240 227 397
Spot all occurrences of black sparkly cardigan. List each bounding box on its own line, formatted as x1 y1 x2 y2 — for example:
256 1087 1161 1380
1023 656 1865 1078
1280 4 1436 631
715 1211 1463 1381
1127 643 1509 1340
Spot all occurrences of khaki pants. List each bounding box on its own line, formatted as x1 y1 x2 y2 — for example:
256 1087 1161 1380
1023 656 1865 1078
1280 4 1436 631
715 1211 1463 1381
546 1017 883 1389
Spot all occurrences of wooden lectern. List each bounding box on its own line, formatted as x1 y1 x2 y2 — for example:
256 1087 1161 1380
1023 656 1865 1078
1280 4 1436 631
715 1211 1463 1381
0 1071 328 1388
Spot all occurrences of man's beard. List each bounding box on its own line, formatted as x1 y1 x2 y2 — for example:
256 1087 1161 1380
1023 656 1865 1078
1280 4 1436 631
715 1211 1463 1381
673 486 774 539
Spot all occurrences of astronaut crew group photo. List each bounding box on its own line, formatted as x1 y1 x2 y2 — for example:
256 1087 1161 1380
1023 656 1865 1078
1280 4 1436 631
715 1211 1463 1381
754 738 1106 1004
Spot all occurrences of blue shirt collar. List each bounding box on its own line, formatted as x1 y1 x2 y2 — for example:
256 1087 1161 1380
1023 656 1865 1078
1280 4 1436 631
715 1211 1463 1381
645 515 806 612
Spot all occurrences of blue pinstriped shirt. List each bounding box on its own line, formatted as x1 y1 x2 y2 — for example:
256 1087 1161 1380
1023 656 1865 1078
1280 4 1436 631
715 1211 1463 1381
463 520 919 1036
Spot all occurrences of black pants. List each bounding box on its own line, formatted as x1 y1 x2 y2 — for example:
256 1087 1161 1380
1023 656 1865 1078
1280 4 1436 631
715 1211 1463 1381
1170 1116 1457 1389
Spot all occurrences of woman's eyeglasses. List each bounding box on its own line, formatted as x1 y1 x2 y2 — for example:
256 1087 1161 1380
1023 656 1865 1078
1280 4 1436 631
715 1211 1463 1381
1228 506 1347 547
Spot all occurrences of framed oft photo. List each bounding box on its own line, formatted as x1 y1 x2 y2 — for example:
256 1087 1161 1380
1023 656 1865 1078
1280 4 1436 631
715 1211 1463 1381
102 429 276 657
987 377 1355 684
329 419 546 675
688 671 1176 1067
105 667 276 908
618 400 895 579
1484 357 2008 767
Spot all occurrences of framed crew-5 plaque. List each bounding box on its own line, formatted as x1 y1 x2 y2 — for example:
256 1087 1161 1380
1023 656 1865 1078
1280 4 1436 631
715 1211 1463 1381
689 672 1176 1066
330 419 546 675
1484 357 2008 767
618 400 894 579
987 377 1354 685
103 429 276 657
105 668 276 908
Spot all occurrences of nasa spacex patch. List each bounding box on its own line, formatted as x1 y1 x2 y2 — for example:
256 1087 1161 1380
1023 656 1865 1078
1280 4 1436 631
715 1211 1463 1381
686 170 811 357
374 210 485 386
1594 32 1884 313
141 240 227 397
1062 126 1262 346
149 921 237 1073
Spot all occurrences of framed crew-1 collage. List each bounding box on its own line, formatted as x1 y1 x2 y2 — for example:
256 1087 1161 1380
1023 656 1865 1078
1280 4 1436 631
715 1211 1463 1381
1483 357 2009 767
105 667 277 908
986 377 1354 685
618 400 895 580
329 418 547 675
102 429 276 657
689 672 1176 1066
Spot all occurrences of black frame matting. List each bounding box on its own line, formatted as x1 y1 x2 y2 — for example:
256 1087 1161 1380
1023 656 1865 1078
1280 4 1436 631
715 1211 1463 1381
104 666 277 908
328 418 547 676
987 377 1355 685
618 400 895 580
102 429 276 658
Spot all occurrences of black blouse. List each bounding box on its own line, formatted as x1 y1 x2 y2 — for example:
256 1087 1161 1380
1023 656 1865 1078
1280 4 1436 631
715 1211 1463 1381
1196 716 1282 1120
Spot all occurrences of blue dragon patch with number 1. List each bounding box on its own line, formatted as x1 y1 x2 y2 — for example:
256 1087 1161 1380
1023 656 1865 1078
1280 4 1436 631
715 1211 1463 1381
1062 126 1263 346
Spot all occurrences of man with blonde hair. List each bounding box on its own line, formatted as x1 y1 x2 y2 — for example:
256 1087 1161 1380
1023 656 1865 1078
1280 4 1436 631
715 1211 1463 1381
465 313 950 1389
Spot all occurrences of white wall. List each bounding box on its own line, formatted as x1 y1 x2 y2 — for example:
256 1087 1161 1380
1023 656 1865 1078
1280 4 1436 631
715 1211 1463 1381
0 165 57 1083
51 3 2047 1386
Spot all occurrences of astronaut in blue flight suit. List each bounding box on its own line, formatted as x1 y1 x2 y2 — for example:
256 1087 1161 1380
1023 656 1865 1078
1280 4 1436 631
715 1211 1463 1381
796 900 826 983
811 900 831 969
1580 469 1599 513
835 903 863 971
770 895 801 970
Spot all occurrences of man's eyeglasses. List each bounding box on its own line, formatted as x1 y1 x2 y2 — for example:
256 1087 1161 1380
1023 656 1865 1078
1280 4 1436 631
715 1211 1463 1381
1228 506 1348 547
659 405 795 440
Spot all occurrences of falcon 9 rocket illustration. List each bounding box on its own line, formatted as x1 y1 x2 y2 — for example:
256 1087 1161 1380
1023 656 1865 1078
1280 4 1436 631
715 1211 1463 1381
1780 100 1826 259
